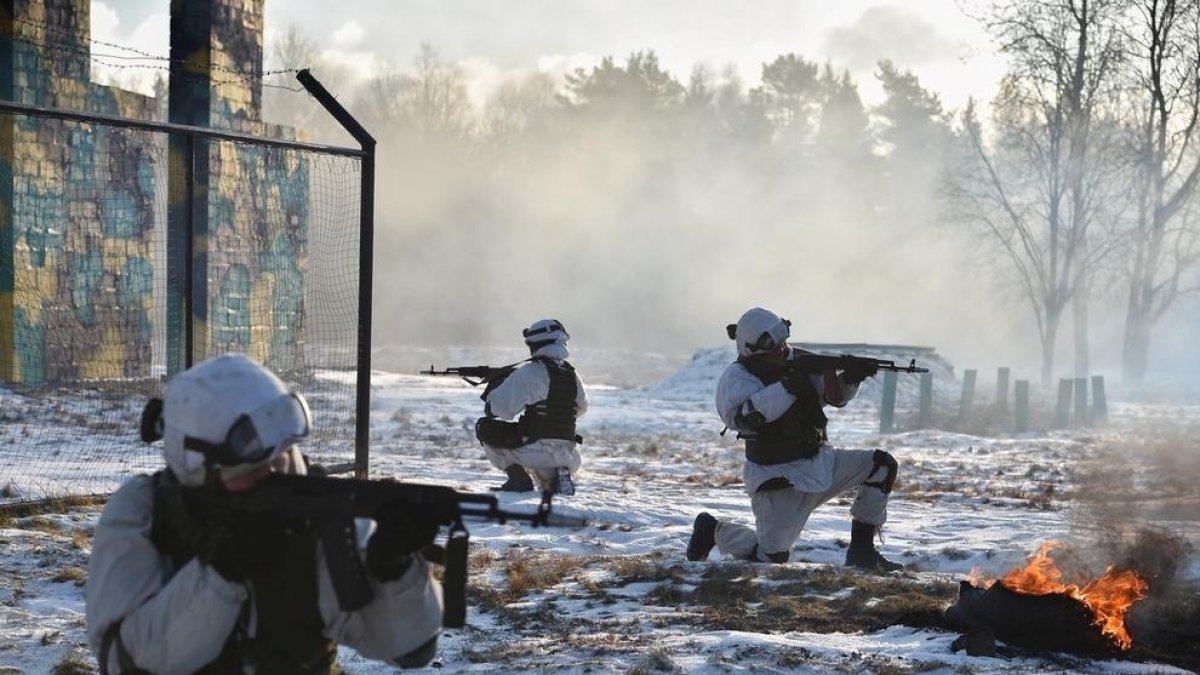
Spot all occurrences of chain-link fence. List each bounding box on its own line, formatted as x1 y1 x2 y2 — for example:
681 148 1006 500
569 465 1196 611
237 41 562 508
0 96 372 503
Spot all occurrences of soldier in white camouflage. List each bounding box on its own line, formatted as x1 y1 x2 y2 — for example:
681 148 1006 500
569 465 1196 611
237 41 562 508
86 354 443 674
477 319 589 496
687 307 903 572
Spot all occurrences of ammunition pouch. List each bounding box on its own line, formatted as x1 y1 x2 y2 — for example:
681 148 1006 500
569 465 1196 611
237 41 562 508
744 432 823 465
475 417 525 449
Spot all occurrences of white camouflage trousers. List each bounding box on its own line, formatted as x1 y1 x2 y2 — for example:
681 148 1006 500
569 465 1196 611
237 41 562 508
714 448 890 562
483 438 582 490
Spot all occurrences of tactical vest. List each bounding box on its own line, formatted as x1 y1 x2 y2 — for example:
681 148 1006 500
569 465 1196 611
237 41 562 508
737 357 828 465
149 471 338 675
519 358 578 442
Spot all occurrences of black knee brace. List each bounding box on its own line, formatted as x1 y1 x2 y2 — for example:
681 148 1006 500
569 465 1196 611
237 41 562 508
862 449 898 494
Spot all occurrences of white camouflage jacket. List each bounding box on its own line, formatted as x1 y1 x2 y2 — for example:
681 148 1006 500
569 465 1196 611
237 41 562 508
485 343 589 425
85 458 443 675
715 351 861 495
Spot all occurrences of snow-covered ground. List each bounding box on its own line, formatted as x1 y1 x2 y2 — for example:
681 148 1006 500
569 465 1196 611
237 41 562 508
1 349 1198 674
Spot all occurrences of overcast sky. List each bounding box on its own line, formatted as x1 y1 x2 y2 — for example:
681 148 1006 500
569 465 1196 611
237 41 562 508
93 0 1003 111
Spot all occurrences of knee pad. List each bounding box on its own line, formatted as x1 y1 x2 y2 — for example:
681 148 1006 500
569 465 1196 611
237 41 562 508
764 550 790 564
863 449 898 494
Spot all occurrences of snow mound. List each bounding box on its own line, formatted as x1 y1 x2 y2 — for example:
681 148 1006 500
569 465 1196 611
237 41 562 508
640 345 737 402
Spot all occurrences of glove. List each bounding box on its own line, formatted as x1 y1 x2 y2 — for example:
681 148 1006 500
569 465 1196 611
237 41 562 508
205 512 292 582
367 503 440 581
841 361 878 385
780 368 812 396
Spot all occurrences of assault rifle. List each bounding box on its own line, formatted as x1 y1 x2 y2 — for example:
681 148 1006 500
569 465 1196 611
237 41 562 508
420 361 527 387
790 351 929 374
174 473 586 627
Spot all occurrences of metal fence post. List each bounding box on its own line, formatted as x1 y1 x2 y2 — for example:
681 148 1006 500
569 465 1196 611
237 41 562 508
297 70 377 480
879 370 898 434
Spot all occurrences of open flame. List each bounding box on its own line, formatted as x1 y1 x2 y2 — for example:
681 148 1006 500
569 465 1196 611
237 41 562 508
969 542 1149 650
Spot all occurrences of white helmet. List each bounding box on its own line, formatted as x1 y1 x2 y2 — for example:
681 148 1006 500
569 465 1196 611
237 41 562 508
523 319 568 360
729 307 791 356
148 354 312 487
523 319 569 351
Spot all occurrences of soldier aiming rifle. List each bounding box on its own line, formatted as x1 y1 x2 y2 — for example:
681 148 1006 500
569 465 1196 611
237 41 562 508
687 307 927 572
87 354 584 675
422 319 589 495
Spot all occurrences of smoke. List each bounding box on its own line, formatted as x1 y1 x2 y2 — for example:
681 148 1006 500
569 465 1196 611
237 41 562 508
274 40 1197 392
823 5 964 72
332 62 1021 368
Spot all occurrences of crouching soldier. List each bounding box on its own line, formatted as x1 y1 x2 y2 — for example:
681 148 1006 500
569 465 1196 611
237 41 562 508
477 319 589 495
687 307 903 572
86 354 443 674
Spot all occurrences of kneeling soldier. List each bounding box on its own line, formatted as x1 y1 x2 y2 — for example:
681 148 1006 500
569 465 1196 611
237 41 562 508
687 307 903 572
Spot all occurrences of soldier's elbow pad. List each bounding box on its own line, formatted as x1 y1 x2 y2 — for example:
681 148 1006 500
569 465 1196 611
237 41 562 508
392 634 438 669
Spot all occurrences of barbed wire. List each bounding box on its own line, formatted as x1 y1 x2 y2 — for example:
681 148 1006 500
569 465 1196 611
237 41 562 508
6 17 306 92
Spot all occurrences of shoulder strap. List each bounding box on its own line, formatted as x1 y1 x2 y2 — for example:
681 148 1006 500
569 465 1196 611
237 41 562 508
99 621 154 675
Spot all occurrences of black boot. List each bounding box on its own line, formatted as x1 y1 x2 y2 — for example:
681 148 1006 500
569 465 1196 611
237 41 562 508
496 464 534 492
686 512 718 561
845 520 903 572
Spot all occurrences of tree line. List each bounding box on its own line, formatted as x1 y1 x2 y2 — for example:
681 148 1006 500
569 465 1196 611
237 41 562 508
267 0 1200 388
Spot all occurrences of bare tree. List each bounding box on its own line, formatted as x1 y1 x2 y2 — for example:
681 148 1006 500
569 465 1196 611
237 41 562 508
261 24 344 138
353 63 410 130
404 44 475 140
952 0 1124 385
1119 0 1200 385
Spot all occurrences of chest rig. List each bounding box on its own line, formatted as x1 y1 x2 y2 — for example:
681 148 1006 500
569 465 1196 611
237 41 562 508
737 358 828 465
519 358 578 442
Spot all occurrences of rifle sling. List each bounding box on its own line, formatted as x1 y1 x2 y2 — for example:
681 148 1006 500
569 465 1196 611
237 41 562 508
319 518 374 612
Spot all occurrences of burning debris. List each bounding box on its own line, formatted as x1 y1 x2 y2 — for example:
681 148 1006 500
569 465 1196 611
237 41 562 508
946 542 1149 655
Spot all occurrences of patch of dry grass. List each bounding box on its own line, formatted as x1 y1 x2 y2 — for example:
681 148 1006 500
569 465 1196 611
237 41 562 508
0 496 107 529
20 517 63 533
462 639 536 664
609 553 680 584
667 563 959 636
629 646 682 674
70 529 91 551
504 550 592 597
470 550 605 611
50 650 95 675
50 567 87 586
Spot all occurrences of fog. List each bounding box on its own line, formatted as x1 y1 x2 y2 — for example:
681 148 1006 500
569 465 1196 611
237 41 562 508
256 15 1200 391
